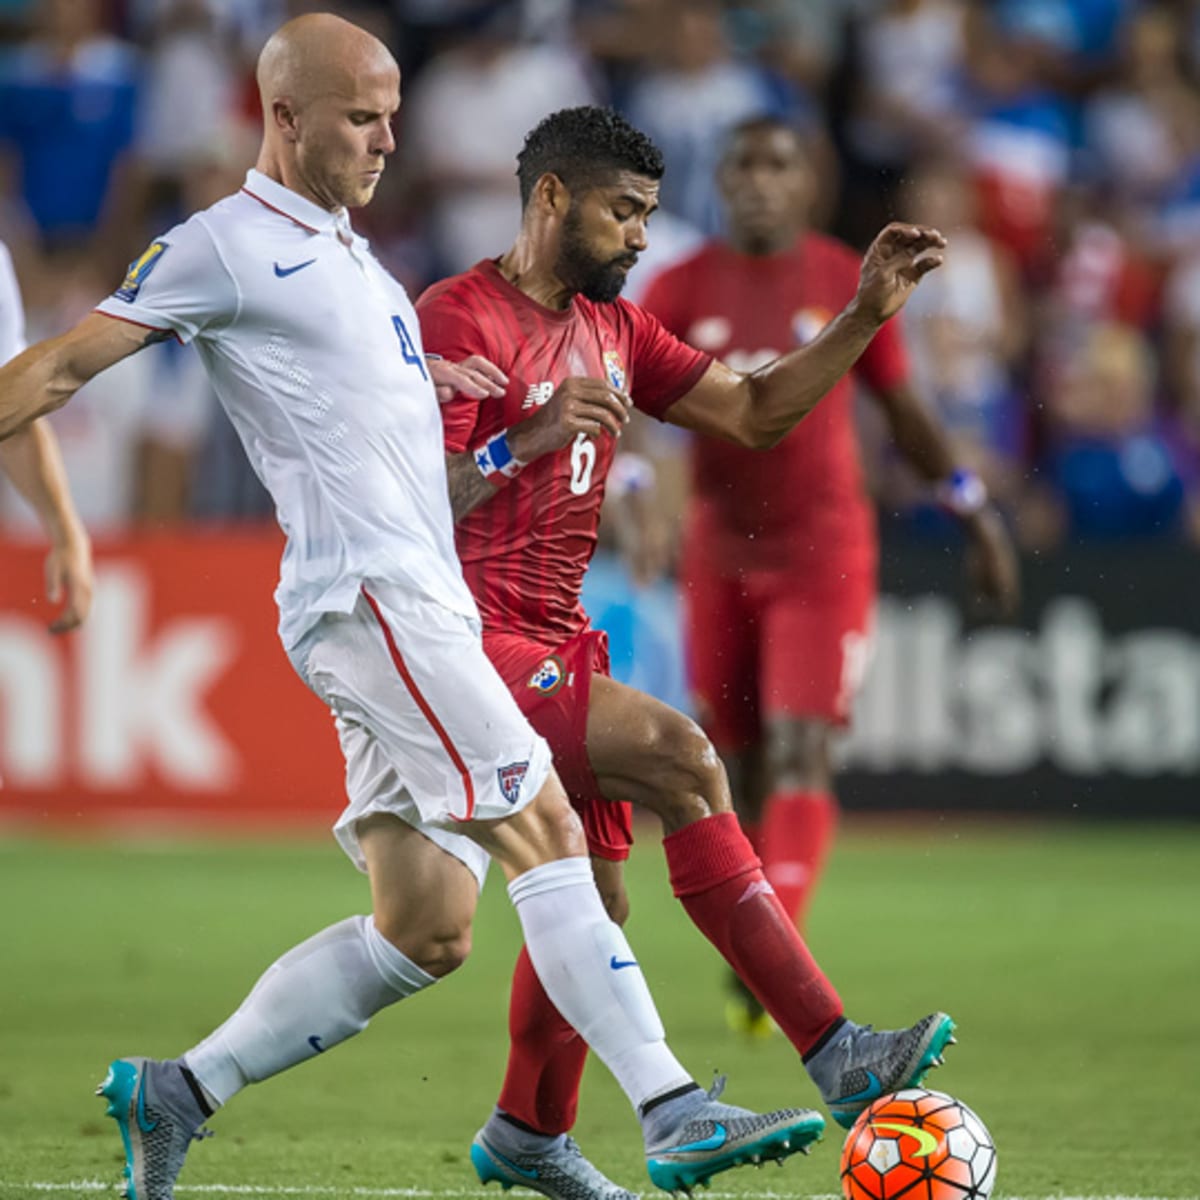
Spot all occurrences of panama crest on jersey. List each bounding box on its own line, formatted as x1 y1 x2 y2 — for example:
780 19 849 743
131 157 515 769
498 760 530 805
603 350 627 391
528 656 566 696
792 307 833 346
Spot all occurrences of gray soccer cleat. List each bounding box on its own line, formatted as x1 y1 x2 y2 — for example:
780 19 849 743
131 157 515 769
644 1077 824 1193
471 1130 639 1200
96 1057 211 1200
807 1012 958 1129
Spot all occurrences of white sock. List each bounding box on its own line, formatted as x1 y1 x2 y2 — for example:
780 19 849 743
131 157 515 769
508 858 692 1111
183 915 435 1105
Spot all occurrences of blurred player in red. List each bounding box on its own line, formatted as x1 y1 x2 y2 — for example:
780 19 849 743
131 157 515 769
417 106 960 1200
641 117 1019 1034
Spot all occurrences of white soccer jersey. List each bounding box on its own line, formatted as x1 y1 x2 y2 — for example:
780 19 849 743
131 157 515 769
95 169 478 648
0 240 26 366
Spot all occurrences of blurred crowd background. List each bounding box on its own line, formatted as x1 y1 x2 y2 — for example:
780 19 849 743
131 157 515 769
3 0 1200 556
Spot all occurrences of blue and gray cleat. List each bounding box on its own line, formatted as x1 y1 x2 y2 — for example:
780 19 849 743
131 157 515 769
807 1012 958 1129
471 1130 639 1200
644 1078 824 1194
96 1057 210 1200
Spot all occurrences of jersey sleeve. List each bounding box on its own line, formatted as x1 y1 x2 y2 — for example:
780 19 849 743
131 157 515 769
0 241 26 365
415 288 489 454
626 301 712 420
638 264 689 338
93 215 237 345
857 311 912 395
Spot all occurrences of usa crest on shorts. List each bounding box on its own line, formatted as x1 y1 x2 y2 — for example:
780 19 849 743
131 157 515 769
497 760 530 804
603 350 626 391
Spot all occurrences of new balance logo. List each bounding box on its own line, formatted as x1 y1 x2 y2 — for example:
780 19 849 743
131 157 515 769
523 382 554 410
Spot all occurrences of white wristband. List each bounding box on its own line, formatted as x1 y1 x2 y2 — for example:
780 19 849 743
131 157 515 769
936 469 988 517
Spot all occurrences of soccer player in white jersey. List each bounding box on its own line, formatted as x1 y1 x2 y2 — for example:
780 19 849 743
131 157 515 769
0 239 92 631
0 15 826 1200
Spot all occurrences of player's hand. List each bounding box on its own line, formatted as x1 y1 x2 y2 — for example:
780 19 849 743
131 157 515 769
856 223 947 323
44 525 93 633
964 505 1020 619
428 355 508 404
509 376 632 463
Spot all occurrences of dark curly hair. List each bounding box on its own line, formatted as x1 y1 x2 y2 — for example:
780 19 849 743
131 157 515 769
516 106 664 208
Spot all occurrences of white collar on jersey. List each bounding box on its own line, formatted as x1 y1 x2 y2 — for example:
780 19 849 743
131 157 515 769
241 169 356 243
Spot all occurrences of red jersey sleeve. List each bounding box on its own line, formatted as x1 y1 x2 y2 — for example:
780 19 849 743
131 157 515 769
415 287 488 454
624 300 712 420
638 263 690 338
857 311 912 395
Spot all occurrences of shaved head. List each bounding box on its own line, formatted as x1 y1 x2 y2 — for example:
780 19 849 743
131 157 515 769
253 13 401 213
256 13 396 118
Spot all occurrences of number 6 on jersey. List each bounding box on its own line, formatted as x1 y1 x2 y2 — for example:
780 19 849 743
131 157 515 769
569 431 596 495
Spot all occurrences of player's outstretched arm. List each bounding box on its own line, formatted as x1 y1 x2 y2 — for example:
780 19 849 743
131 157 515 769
663 223 946 448
0 312 157 441
0 420 93 631
874 380 1020 617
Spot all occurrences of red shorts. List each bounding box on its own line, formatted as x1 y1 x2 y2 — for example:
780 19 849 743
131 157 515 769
682 557 875 750
483 627 634 861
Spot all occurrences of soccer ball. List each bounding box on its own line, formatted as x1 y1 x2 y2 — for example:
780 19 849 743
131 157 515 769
840 1088 997 1200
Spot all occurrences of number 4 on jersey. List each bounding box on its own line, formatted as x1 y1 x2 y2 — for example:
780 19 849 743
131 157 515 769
391 315 428 381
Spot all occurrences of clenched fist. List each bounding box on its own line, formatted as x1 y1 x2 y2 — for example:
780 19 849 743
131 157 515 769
509 376 632 464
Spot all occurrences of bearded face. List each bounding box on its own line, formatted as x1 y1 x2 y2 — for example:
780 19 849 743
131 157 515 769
555 201 639 303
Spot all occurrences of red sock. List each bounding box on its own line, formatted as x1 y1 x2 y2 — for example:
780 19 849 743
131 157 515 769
663 812 842 1055
739 818 763 858
496 947 588 1136
761 790 838 930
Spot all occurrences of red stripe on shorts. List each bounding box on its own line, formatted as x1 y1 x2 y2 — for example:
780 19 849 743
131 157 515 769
361 587 476 821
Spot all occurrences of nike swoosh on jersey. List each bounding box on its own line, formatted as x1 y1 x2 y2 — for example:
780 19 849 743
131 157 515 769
274 259 317 277
609 955 639 970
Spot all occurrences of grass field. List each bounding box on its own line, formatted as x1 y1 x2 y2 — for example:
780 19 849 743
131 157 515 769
1 818 1197 1199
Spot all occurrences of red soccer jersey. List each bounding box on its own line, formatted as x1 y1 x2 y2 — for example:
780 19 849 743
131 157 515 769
417 260 711 640
642 232 911 570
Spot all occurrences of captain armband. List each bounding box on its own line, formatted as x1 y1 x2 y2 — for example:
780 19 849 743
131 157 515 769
473 429 526 486
936 468 988 518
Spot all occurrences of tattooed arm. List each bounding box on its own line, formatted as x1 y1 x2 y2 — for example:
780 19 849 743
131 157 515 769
445 452 500 521
0 313 168 440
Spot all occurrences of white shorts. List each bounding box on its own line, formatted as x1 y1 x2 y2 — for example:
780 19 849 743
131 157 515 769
288 581 553 889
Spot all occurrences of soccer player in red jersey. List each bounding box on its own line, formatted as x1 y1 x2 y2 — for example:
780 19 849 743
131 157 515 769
417 107 957 1200
641 117 1020 1035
